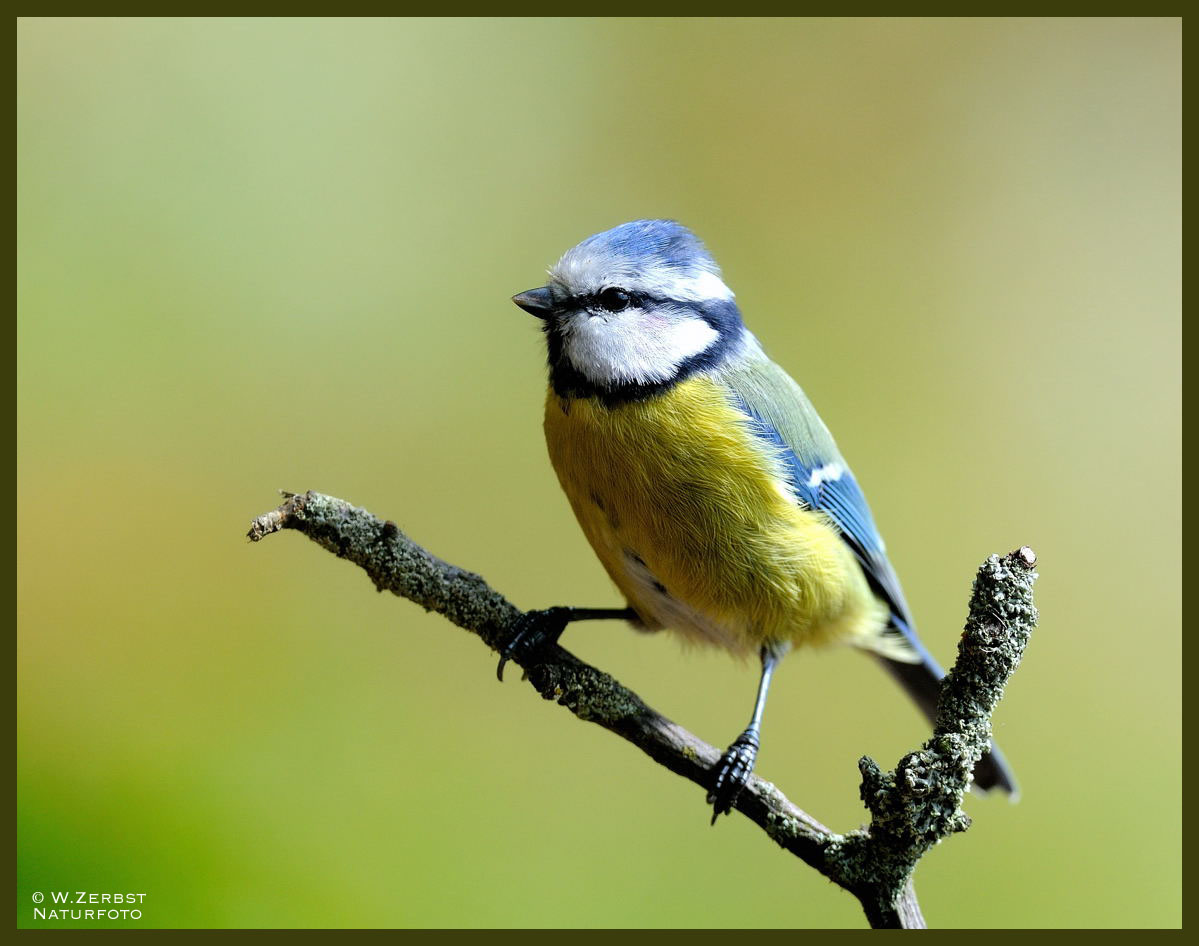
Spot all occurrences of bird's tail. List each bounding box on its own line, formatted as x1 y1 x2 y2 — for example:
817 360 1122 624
875 618 1019 798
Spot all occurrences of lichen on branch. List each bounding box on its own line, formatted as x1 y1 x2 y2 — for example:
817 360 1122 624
247 489 1037 929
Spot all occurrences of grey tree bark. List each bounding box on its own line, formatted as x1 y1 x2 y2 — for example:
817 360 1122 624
247 490 1037 929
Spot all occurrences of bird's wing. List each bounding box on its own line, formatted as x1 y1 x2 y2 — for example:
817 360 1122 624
716 347 1017 792
717 346 921 661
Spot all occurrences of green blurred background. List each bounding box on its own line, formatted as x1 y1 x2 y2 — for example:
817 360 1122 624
17 17 1179 929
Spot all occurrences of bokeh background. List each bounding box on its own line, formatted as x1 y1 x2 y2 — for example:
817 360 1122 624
17 18 1180 929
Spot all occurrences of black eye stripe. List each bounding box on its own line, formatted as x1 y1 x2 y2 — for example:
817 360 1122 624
570 289 668 311
597 287 630 311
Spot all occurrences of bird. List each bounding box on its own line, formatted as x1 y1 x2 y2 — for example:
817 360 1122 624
500 219 1016 821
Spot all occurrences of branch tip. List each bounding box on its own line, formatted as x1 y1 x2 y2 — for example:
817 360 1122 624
246 489 1036 930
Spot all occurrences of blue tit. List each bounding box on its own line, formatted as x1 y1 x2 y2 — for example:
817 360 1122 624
504 219 1016 820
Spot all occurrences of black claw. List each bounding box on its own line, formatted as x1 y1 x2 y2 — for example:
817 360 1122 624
707 731 760 824
496 608 572 682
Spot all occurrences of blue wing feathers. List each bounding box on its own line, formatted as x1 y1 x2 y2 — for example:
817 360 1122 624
733 395 915 631
727 380 1019 794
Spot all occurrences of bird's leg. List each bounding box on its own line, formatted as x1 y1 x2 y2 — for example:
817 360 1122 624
707 643 789 824
496 607 637 681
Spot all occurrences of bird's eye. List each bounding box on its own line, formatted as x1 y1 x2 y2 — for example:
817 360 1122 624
596 288 631 312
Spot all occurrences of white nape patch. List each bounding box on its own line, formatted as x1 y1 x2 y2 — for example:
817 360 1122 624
622 551 743 651
650 269 735 303
806 462 845 490
550 249 734 303
559 308 719 386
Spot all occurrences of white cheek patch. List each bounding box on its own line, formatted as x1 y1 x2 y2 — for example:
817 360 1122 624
561 310 719 385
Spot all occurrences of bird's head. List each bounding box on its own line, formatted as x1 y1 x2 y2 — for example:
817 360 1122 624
513 220 746 400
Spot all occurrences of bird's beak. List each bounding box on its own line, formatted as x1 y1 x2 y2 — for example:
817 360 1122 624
512 287 554 320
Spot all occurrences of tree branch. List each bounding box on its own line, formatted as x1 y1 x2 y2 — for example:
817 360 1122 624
247 490 1037 928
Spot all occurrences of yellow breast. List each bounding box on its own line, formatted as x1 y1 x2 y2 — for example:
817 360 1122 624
543 377 886 655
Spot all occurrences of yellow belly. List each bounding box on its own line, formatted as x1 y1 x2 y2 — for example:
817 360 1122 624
543 377 886 655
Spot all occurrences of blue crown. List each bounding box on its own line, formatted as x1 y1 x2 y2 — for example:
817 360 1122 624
574 219 719 275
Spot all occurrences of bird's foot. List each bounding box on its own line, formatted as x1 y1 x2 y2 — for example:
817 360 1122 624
707 730 760 824
496 607 573 681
